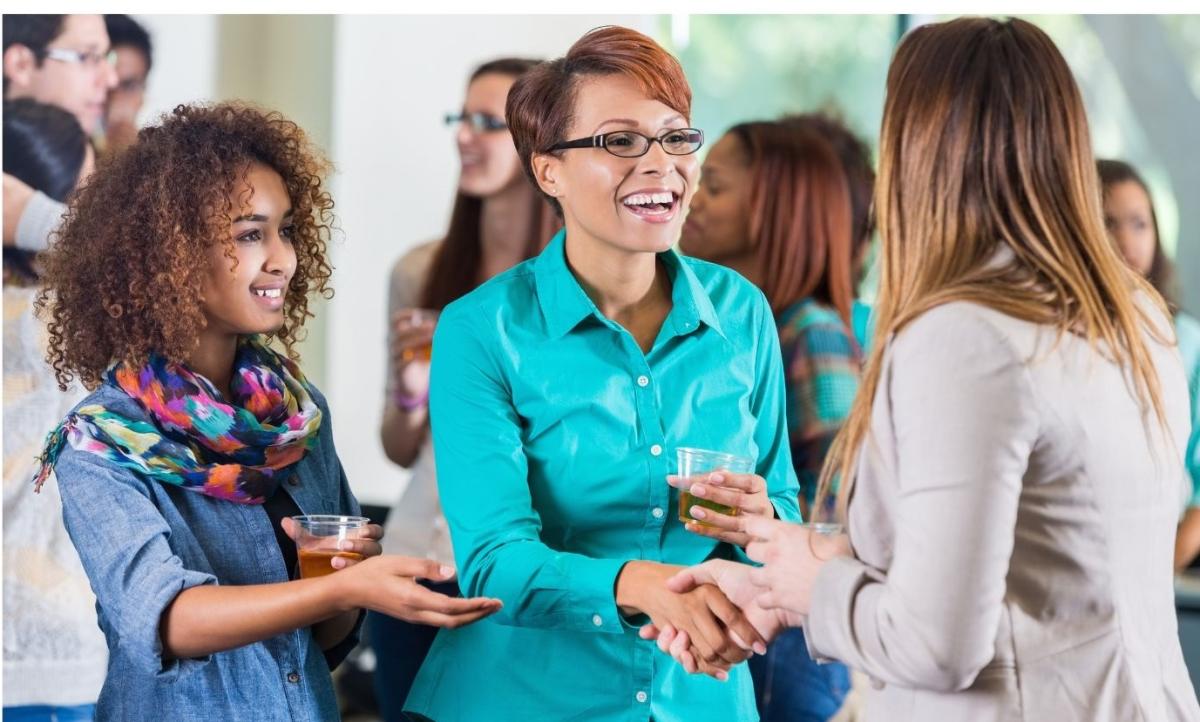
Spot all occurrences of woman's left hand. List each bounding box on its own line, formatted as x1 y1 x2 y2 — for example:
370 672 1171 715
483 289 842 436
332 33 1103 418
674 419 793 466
667 471 775 547
741 515 852 623
279 518 385 571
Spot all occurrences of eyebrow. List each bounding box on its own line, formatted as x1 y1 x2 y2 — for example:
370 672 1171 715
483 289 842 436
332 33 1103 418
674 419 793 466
233 209 294 223
592 115 687 134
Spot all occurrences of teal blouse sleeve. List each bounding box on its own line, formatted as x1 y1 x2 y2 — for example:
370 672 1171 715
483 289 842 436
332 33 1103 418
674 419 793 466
1176 313 1200 508
429 307 629 634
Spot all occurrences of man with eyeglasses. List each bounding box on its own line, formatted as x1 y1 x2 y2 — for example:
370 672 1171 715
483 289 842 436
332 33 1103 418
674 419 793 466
3 15 116 134
2 15 116 256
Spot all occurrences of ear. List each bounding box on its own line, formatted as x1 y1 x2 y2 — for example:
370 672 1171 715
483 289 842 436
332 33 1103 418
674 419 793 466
530 152 563 200
2 44 38 93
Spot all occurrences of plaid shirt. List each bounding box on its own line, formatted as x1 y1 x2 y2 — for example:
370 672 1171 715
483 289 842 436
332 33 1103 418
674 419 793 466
777 298 864 509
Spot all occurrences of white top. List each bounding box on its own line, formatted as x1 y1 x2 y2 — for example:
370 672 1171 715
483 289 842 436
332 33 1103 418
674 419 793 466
380 241 455 564
3 285 108 706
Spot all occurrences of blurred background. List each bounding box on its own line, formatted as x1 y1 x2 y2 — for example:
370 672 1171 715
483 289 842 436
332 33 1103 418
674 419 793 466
128 14 1200 512
6 14 1198 719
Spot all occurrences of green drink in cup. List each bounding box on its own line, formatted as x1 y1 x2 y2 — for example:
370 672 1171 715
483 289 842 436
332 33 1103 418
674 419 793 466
676 447 754 525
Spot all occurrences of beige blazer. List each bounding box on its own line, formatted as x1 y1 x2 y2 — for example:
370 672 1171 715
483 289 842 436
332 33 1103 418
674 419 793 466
806 300 1200 721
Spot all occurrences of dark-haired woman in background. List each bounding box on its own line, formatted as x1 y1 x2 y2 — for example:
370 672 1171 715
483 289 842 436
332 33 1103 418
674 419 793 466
1097 159 1200 571
3 98 103 722
678 115 869 721
3 98 95 283
372 56 556 719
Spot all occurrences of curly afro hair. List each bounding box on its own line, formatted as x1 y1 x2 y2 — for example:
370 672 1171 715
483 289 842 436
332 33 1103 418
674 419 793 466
37 101 336 391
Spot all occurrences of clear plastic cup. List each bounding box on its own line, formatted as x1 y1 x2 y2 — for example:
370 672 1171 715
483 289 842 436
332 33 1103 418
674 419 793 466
291 514 369 578
676 447 754 525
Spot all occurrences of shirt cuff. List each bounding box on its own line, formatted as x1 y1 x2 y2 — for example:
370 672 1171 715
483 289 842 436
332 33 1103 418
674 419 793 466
571 555 632 634
126 563 218 681
15 191 66 252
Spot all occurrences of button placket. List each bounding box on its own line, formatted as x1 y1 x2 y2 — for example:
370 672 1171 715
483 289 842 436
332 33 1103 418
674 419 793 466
632 361 669 556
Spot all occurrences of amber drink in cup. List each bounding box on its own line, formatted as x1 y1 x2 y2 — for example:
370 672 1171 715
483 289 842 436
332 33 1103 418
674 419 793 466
291 515 369 578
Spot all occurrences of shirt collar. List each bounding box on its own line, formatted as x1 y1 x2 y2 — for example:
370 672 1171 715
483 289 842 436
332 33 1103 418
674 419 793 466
534 228 725 341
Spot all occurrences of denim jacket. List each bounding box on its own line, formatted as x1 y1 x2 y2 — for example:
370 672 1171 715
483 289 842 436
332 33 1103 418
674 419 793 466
51 382 361 721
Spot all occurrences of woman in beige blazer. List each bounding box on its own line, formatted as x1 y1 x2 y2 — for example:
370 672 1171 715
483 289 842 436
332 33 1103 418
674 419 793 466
644 17 1200 721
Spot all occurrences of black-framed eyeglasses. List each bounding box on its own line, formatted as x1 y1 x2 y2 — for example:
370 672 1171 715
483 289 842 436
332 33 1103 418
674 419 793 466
44 47 117 69
444 111 508 133
547 128 704 158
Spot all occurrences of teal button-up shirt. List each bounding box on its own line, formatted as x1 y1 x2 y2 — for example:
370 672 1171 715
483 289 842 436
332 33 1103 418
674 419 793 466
407 229 801 722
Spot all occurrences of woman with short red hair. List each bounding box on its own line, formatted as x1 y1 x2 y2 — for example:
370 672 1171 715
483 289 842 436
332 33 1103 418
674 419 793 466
404 26 801 721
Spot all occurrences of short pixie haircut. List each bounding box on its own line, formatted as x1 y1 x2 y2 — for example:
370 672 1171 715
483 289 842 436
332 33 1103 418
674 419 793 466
505 25 692 216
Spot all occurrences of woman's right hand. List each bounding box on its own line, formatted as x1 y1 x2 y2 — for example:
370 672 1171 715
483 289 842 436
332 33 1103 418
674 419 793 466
340 555 502 628
390 308 438 400
616 561 765 680
640 559 788 678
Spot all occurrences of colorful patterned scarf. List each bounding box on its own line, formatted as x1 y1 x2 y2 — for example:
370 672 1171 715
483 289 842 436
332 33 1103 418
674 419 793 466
34 336 322 504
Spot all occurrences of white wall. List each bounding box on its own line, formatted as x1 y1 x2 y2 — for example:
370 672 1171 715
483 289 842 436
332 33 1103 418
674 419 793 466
131 15 218 124
329 15 657 506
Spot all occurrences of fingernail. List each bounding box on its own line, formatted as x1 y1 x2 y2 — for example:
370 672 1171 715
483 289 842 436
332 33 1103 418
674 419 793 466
439 565 455 577
709 473 724 483
331 556 345 568
691 484 706 497
754 642 767 655
337 540 349 551
716 670 728 682
691 507 707 519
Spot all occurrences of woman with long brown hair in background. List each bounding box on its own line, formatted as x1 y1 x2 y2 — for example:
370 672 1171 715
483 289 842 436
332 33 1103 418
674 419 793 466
1097 159 1200 572
372 57 557 720
677 115 871 721
653 17 1200 720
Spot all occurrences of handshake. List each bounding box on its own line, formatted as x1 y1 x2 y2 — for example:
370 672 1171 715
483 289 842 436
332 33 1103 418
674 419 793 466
622 514 852 680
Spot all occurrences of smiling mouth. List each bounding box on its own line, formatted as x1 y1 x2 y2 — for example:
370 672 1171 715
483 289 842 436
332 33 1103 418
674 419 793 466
252 288 283 299
621 191 680 220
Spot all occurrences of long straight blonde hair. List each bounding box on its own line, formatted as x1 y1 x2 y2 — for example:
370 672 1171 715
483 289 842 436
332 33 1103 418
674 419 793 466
816 17 1171 520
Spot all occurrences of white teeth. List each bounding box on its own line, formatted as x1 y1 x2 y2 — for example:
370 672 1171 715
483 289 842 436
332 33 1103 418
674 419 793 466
253 289 282 299
623 191 676 207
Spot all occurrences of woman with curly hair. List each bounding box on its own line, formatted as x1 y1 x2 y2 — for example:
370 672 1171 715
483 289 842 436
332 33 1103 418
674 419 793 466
32 102 500 720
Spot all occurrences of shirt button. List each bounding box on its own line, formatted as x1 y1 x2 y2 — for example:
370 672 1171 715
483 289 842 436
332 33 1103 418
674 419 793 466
287 671 300 683
636 691 648 703
592 614 603 627
650 444 663 457
287 476 299 487
652 507 664 519
636 375 650 387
